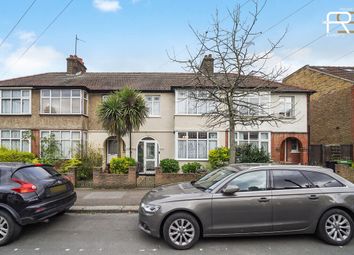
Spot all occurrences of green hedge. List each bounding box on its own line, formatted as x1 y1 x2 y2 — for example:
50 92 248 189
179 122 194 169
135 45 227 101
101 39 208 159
160 159 179 173
182 162 202 173
110 157 136 174
0 147 35 163
208 147 230 169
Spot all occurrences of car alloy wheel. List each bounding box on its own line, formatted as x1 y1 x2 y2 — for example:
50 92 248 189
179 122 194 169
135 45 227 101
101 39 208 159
325 214 351 242
168 219 195 247
0 216 9 241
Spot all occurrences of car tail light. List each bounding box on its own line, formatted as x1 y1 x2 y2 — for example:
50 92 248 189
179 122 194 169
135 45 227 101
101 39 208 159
11 178 37 193
34 163 44 166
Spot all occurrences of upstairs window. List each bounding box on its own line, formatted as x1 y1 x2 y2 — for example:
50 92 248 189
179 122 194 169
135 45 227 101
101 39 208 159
145 96 160 116
176 90 214 115
279 96 295 118
238 93 270 116
40 89 88 115
0 89 31 114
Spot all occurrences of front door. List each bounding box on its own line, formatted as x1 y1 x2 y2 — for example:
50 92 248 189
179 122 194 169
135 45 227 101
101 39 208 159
106 139 118 164
211 170 272 234
137 139 159 174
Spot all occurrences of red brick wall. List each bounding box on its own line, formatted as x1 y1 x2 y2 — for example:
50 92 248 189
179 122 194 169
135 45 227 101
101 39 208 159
271 133 308 164
31 129 40 156
93 167 137 188
155 167 205 187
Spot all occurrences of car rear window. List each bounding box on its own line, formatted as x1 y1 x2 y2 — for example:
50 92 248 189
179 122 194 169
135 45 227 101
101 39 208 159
272 170 311 189
12 166 59 183
303 171 344 188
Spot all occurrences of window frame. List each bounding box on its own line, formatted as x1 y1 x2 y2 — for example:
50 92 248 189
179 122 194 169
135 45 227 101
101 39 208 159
40 89 88 116
40 130 85 159
237 92 271 117
235 131 271 154
302 170 345 188
0 129 31 152
0 89 31 115
175 90 214 115
270 169 312 190
145 95 161 117
279 96 295 118
175 131 218 160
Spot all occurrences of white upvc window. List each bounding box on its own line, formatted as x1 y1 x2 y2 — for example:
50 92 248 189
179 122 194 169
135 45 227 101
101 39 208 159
0 89 31 115
175 90 214 115
235 131 270 153
40 130 85 159
0 130 31 152
279 96 295 118
145 96 160 116
40 89 88 115
176 131 218 160
238 92 270 116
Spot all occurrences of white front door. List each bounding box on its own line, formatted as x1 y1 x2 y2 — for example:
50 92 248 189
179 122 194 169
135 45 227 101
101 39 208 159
144 141 158 173
107 139 118 164
137 139 159 173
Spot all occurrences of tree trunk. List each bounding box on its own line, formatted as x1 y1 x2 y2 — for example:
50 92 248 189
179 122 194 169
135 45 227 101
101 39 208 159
229 121 236 164
117 131 122 158
129 130 132 158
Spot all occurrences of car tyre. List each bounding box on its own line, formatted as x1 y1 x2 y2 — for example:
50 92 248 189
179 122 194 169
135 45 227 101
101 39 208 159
317 209 353 246
0 210 22 246
162 212 200 250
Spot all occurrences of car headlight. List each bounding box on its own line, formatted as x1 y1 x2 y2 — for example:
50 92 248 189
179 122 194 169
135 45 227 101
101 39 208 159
141 202 161 213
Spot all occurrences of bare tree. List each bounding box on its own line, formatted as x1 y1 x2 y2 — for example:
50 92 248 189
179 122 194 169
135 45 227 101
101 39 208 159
170 1 290 163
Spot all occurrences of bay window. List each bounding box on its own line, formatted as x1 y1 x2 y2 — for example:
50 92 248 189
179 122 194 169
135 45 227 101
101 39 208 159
177 131 217 160
40 130 86 159
235 131 270 153
40 89 88 115
0 89 31 114
0 130 31 152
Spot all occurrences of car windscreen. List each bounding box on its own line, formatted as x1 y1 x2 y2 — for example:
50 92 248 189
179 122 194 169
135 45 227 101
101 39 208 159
193 168 235 191
12 166 60 183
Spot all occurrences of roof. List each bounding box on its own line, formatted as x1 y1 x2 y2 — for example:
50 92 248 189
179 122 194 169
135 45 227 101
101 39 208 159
286 65 354 84
0 72 313 93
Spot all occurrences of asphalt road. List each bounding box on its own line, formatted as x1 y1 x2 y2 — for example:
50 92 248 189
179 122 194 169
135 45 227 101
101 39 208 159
1 213 353 255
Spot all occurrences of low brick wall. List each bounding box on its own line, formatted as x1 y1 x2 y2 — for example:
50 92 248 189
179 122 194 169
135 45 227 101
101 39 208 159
155 167 205 187
335 164 354 183
64 167 77 186
93 167 137 189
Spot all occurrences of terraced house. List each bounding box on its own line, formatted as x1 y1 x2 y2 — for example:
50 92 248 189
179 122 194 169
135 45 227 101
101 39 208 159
0 55 312 172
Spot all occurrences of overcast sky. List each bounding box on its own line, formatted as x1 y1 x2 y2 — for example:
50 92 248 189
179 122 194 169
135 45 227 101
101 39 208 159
0 0 353 79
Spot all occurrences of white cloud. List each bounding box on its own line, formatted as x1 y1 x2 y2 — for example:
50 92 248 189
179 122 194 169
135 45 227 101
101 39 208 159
0 31 64 79
93 0 121 12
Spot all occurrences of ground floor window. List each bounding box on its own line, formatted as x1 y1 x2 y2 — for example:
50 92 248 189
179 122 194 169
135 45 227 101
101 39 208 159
235 131 270 153
177 131 217 160
0 130 31 152
40 130 87 159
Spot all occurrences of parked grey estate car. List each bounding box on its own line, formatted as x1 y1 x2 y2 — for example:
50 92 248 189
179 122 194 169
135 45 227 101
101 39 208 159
139 165 354 249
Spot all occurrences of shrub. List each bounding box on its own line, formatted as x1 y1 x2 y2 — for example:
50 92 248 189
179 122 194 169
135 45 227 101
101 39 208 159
237 144 270 163
182 162 202 173
40 133 61 165
77 146 103 180
160 159 179 173
208 147 230 169
0 147 36 163
110 157 136 174
60 157 82 174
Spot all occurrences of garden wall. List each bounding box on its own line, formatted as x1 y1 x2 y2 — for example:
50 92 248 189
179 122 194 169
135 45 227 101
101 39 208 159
335 164 354 183
155 167 205 186
93 167 137 189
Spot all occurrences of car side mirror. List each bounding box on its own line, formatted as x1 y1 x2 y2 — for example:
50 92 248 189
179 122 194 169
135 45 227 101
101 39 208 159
222 185 240 195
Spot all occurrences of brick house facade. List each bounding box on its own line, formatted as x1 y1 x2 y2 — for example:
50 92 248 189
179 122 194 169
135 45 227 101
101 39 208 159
284 66 354 145
0 55 312 170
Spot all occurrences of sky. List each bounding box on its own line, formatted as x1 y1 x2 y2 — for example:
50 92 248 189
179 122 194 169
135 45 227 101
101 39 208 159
0 0 353 79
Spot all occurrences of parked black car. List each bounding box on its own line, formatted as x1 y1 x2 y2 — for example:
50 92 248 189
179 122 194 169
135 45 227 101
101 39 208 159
0 162 76 246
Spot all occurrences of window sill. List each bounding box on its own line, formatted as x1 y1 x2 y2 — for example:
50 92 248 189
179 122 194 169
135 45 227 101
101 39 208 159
147 115 161 118
290 150 300 153
174 114 206 116
39 113 88 117
279 116 296 120
176 158 208 161
0 114 32 116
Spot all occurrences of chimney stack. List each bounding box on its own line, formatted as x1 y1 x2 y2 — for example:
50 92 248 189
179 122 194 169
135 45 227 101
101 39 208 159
66 55 87 74
200 54 214 75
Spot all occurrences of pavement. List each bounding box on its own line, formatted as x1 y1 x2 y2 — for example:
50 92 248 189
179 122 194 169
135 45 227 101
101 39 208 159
2 213 353 255
69 188 150 213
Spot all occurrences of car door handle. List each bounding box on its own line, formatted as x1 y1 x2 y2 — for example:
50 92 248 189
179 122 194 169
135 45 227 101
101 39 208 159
258 197 270 203
308 194 319 200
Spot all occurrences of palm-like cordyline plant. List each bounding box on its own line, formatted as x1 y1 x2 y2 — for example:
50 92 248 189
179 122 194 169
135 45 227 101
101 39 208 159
97 91 126 157
97 87 148 158
119 87 149 157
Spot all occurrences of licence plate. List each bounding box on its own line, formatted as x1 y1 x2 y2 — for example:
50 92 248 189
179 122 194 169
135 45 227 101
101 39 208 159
50 184 67 194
